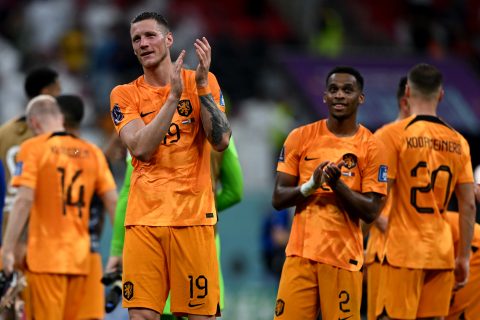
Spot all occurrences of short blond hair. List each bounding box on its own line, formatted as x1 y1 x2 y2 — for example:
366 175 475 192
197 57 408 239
26 94 61 121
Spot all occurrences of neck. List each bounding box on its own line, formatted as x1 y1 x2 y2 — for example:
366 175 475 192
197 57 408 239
143 59 173 87
409 98 437 116
326 116 359 137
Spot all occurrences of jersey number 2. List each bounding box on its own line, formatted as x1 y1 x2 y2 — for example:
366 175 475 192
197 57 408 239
57 167 85 217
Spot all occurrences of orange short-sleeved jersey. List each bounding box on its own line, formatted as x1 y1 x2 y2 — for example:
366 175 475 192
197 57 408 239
278 120 388 271
110 70 225 227
365 121 404 264
11 132 117 275
384 115 474 269
445 211 480 265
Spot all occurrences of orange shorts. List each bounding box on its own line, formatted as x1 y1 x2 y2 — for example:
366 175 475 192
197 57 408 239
445 256 480 320
24 270 87 320
366 261 382 320
77 252 104 320
376 262 454 319
274 256 362 320
122 225 219 316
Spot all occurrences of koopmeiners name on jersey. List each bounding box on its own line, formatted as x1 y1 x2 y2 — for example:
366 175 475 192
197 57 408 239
406 137 461 154
50 146 90 158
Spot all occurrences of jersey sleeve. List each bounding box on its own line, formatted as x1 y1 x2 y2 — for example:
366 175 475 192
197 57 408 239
456 137 474 184
92 146 117 195
276 128 301 177
110 85 140 134
216 137 243 212
374 125 398 180
205 72 226 113
360 136 388 195
110 153 133 256
11 140 39 189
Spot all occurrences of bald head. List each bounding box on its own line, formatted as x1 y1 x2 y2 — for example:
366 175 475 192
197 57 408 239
26 95 64 135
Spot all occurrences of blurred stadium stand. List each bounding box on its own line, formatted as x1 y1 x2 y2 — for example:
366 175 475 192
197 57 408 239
0 0 479 319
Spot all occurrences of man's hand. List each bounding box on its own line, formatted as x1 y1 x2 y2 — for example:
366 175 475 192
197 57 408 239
1 252 14 277
170 50 185 100
105 256 122 274
194 37 211 88
323 160 345 189
453 256 470 291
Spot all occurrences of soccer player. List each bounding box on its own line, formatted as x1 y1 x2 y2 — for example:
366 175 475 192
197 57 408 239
272 66 388 320
376 63 476 319
109 11 231 320
364 76 410 320
56 94 118 320
106 137 242 319
443 211 480 320
1 95 117 319
0 67 61 235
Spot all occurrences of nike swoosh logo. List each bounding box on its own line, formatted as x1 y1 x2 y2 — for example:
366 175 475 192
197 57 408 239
188 302 205 307
304 156 319 161
338 316 353 320
140 111 155 117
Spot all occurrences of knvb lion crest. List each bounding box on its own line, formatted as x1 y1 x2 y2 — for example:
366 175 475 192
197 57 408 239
123 281 134 301
342 153 358 169
275 299 285 316
177 100 193 116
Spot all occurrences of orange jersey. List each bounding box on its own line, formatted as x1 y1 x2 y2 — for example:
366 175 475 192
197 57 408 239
278 120 388 271
384 115 474 269
12 132 116 274
365 121 404 264
0 117 33 214
445 211 480 265
110 70 225 227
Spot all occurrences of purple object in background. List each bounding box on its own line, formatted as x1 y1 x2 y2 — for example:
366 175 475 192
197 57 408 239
280 53 480 133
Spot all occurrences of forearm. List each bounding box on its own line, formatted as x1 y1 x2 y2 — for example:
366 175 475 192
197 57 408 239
458 199 476 260
272 185 304 210
199 91 231 151
332 181 383 223
125 96 179 161
3 197 32 254
101 189 118 224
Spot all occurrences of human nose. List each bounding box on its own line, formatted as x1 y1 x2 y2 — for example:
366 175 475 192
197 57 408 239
139 36 148 48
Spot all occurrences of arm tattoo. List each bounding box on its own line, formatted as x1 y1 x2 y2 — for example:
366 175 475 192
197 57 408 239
200 94 231 145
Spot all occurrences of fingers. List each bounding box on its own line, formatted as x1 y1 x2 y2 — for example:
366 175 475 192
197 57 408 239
175 50 186 69
194 37 211 65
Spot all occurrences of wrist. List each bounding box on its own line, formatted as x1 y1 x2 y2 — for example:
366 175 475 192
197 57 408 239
300 175 318 197
197 84 211 96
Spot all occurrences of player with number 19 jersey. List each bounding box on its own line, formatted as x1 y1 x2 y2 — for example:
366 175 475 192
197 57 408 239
384 115 474 269
11 132 116 275
110 70 224 227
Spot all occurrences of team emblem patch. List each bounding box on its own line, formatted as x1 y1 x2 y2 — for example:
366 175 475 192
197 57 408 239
378 165 388 182
219 91 225 106
275 299 285 316
123 281 134 301
14 161 23 176
278 146 285 162
111 104 124 126
342 153 357 169
177 99 193 116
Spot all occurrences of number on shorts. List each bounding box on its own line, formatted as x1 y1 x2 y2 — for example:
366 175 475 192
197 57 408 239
188 275 208 299
339 290 350 313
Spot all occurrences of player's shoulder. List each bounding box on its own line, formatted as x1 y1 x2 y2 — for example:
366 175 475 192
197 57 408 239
20 132 50 149
111 75 144 96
